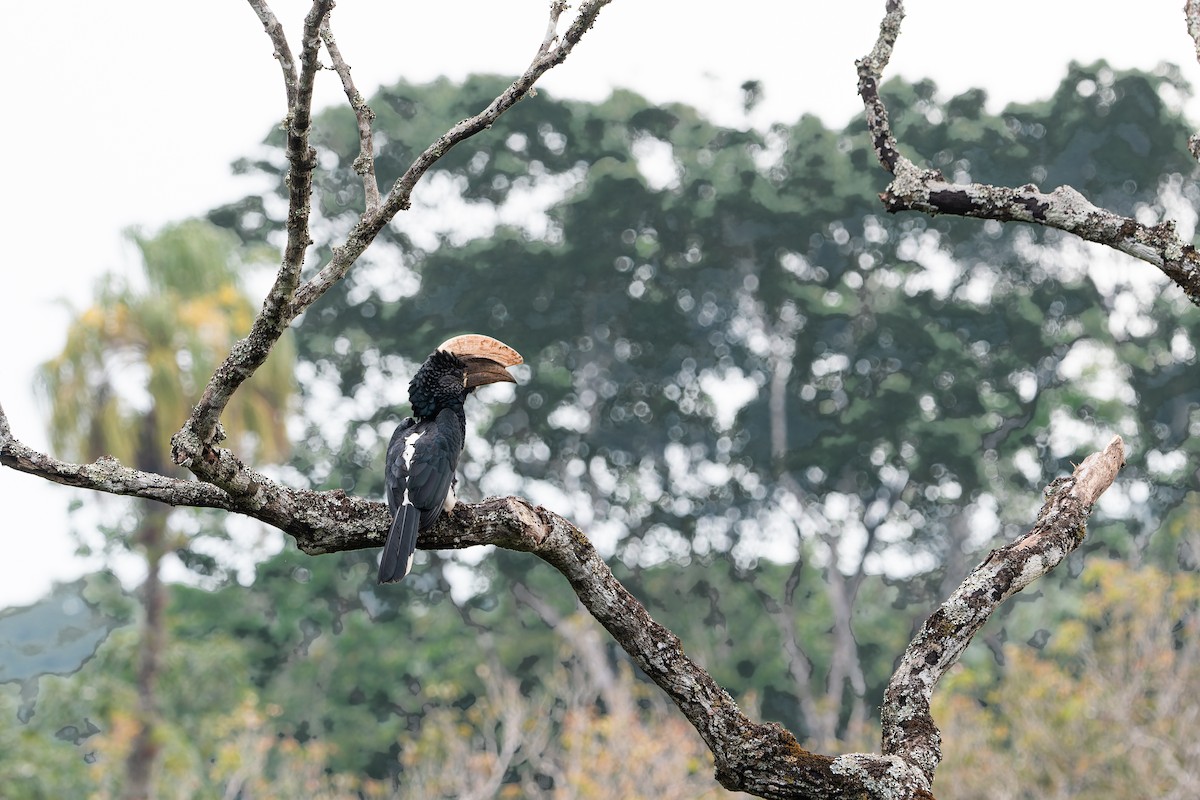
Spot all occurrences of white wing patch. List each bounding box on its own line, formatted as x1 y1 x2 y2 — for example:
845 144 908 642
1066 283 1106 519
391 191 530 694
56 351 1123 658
401 430 423 505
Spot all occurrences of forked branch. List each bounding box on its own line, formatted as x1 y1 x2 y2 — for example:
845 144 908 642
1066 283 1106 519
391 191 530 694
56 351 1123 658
288 0 613 313
172 0 613 484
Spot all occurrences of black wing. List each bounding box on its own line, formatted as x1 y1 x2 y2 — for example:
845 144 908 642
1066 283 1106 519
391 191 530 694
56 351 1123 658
379 417 418 583
378 410 463 583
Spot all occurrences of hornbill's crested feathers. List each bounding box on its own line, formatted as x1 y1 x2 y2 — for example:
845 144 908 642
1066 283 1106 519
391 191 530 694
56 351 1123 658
378 334 522 584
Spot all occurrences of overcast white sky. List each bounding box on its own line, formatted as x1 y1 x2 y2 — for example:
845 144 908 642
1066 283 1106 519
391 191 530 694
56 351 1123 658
2 1 1197 607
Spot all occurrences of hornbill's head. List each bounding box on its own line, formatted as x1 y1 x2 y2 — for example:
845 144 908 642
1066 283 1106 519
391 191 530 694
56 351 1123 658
408 334 523 418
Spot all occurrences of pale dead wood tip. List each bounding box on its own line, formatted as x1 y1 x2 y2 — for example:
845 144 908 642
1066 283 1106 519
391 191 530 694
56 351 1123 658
1072 435 1126 505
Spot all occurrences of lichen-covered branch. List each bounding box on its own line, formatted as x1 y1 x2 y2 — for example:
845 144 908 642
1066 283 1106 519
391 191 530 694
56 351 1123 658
416 440 1123 797
856 0 905 175
856 0 1200 306
880 436 1126 784
1 403 234 511
2 402 387 540
888 176 1199 303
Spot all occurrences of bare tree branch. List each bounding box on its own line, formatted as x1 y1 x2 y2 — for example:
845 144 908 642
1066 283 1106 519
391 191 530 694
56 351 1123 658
856 0 1200 306
856 0 905 175
320 17 381 212
425 441 1124 799
1 403 389 543
245 0 298 108
1 403 234 510
172 0 613 486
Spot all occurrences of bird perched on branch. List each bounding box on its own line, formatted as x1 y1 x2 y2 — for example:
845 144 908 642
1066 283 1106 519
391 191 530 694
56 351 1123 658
378 334 523 584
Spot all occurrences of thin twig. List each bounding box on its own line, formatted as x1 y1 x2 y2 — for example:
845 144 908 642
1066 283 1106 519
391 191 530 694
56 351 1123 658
320 17 381 212
245 0 298 108
539 1 570 57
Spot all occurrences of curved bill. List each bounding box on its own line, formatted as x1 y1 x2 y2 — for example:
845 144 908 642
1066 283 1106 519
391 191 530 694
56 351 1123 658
437 334 523 388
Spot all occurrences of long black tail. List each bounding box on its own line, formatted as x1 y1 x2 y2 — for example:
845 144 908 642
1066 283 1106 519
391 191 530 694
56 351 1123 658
378 503 420 583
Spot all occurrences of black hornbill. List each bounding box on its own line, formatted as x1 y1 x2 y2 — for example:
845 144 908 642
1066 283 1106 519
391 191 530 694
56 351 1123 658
378 334 523 584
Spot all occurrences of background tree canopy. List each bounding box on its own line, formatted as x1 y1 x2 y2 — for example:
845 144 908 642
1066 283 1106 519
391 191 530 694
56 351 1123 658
6 61 1199 796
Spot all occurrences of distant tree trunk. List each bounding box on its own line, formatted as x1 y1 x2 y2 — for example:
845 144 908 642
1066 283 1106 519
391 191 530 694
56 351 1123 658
124 501 167 800
125 416 172 800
